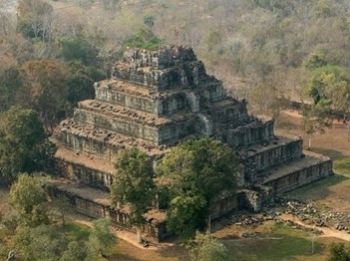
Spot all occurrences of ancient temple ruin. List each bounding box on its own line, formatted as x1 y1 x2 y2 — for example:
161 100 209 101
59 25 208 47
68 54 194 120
50 45 333 241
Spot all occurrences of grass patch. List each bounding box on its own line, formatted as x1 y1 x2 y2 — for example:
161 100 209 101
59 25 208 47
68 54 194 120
287 174 348 202
310 148 345 160
227 224 326 261
334 157 350 177
65 223 91 241
285 157 350 202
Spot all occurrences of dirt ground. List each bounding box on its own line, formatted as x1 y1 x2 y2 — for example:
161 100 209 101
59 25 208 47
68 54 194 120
276 110 350 213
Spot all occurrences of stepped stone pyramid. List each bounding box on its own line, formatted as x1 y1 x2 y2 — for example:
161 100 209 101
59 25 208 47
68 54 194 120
51 45 333 240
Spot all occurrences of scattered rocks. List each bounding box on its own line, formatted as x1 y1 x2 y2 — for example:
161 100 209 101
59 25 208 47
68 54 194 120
225 196 350 238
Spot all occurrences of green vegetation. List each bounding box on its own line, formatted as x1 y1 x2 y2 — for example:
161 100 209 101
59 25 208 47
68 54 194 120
65 223 91 241
8 174 49 226
188 233 233 261
158 138 237 239
228 224 325 261
123 28 162 50
88 218 117 258
334 158 350 177
2 217 116 261
58 36 99 66
109 138 237 241
327 242 350 261
110 148 156 242
0 107 54 183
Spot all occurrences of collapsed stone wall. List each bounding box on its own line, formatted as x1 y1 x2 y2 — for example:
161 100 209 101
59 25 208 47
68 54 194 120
46 182 168 242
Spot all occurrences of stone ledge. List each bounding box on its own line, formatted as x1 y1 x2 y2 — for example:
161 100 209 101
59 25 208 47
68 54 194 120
262 153 333 194
55 146 115 174
53 125 169 157
238 136 302 159
77 100 193 128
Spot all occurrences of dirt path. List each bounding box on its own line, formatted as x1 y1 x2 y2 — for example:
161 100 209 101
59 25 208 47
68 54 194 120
280 214 350 241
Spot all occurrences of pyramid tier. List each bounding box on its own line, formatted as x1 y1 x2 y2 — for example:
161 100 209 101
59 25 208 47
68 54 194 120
222 118 275 149
53 117 206 160
261 151 333 194
73 100 200 145
239 136 304 183
54 146 114 191
95 77 227 116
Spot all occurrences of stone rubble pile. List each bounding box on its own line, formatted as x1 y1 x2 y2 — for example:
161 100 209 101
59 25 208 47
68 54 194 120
217 197 350 237
276 197 350 233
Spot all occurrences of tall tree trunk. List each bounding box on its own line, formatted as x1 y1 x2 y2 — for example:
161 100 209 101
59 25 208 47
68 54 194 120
308 134 312 150
207 214 212 234
136 227 142 243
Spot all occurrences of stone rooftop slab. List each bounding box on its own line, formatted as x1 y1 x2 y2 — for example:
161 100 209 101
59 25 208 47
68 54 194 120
77 100 194 127
55 146 115 174
262 152 332 184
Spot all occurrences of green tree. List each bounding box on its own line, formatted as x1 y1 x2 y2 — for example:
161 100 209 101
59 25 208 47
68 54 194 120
306 65 347 105
58 36 99 66
60 241 88 261
52 199 71 228
10 224 67 261
143 14 155 28
303 65 350 144
0 106 52 182
167 194 207 240
323 71 350 120
123 28 162 50
305 50 328 70
110 148 156 243
87 218 116 259
0 66 22 113
188 233 233 261
8 173 49 226
327 242 350 261
66 62 105 108
158 138 237 239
